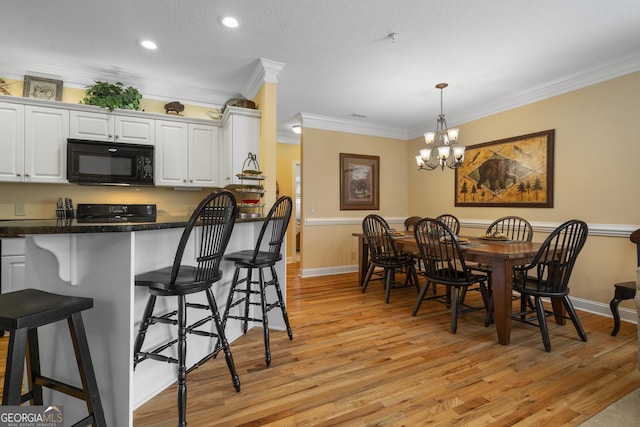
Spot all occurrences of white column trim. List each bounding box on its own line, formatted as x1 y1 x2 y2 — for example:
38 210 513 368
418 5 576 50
244 58 285 100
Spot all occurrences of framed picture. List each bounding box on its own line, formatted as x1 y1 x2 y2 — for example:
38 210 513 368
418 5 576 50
340 153 380 210
455 129 554 207
22 75 63 101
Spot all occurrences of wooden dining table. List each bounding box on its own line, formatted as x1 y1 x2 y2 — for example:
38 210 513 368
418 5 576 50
353 232 542 345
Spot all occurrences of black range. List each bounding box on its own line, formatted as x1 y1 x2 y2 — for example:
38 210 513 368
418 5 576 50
76 204 157 223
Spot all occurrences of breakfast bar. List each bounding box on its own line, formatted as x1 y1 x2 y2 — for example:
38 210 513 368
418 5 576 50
0 217 286 427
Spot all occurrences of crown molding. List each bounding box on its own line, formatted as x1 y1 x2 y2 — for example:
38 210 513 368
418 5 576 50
299 113 409 140
408 51 640 139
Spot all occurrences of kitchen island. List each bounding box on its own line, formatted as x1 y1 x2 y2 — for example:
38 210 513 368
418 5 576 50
0 216 286 426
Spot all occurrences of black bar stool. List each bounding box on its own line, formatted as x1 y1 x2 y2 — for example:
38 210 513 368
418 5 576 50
0 288 106 427
133 190 240 427
222 196 293 367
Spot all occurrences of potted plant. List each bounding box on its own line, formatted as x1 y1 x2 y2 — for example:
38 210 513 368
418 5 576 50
82 81 142 111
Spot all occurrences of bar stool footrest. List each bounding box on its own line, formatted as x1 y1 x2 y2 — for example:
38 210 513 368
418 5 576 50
35 375 86 401
226 314 263 323
149 311 178 325
137 351 178 364
186 302 210 310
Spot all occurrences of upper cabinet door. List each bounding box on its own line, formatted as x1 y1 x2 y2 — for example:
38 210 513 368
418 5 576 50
114 116 155 145
24 106 69 183
0 102 25 182
69 110 114 141
155 121 220 188
155 120 189 186
70 110 154 144
189 123 220 187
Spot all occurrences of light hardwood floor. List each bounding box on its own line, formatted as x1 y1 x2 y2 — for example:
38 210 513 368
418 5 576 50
3 264 639 426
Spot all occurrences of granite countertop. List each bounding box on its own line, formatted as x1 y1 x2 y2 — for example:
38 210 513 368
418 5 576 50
0 216 265 238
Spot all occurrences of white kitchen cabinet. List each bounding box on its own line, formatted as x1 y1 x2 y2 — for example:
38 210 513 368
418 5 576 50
0 103 68 183
25 105 69 183
154 120 220 187
221 108 261 185
155 120 220 187
189 123 220 187
0 98 260 188
154 120 188 186
116 115 155 144
1 238 25 294
70 110 155 145
0 102 25 182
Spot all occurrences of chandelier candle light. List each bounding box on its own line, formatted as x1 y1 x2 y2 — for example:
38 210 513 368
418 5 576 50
416 83 465 171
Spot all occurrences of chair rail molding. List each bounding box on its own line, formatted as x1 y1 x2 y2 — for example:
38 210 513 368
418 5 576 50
304 217 638 238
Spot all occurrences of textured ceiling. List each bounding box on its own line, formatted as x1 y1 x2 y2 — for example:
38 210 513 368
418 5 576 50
2 0 640 143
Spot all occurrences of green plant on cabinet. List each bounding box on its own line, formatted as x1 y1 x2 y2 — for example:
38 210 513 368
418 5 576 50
82 81 142 111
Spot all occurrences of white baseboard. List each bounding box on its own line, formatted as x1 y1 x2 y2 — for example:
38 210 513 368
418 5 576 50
301 264 358 278
571 296 637 325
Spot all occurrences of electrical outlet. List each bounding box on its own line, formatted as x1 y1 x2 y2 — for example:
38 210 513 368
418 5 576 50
351 251 356 260
15 203 26 216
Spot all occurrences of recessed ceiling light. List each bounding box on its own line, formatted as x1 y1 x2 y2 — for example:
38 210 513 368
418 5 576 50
221 16 239 28
292 125 301 134
138 39 158 50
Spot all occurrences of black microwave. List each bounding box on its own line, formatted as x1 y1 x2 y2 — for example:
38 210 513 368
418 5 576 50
67 139 154 186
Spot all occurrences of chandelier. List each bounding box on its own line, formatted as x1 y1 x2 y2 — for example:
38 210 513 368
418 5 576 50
415 83 465 171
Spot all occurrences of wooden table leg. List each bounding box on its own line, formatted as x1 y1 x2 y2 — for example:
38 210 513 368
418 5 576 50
491 256 514 345
551 297 567 325
357 237 368 287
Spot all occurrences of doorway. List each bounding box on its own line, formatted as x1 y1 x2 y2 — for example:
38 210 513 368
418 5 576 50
293 161 300 261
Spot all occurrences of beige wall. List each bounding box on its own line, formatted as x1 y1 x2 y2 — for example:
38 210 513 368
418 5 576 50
300 127 409 272
408 72 640 223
